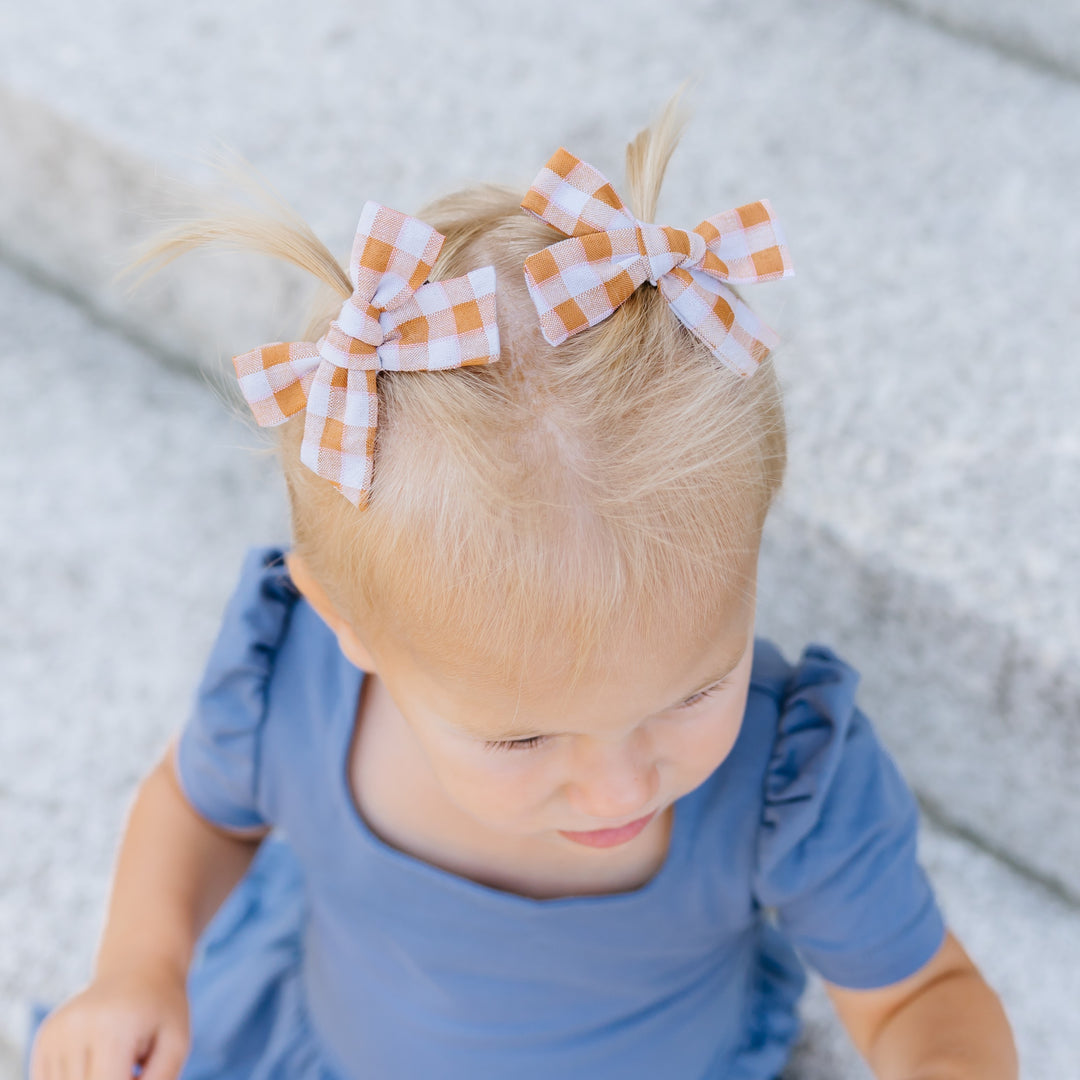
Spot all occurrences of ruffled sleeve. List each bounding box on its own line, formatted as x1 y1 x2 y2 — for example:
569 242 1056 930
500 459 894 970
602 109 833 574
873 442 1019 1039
753 645 946 989
176 546 300 832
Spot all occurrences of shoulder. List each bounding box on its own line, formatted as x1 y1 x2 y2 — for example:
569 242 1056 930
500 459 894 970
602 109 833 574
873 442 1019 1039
174 545 305 831
735 639 871 868
192 546 308 725
748 640 945 988
749 638 883 859
754 641 864 819
741 639 863 785
749 638 860 706
222 545 302 646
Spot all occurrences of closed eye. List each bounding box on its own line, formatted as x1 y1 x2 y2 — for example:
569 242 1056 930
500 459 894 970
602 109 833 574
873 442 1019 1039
676 680 727 709
484 734 548 752
484 680 728 752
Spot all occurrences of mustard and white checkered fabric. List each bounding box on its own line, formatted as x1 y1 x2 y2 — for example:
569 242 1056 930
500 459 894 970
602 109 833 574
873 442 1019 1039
521 150 793 376
233 202 500 507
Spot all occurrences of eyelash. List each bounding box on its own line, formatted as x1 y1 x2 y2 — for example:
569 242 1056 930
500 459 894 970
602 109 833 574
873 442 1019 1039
485 734 548 753
483 682 726 752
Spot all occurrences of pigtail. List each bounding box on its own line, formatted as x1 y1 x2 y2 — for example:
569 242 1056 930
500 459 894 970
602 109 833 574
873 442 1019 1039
623 90 690 224
123 152 352 301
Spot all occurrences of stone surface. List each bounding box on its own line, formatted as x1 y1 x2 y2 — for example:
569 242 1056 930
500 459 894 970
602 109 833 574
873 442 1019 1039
0 265 287 1069
880 0 1080 79
789 819 1080 1079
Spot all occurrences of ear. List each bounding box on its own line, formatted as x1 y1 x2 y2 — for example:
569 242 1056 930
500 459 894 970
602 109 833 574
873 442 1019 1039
285 552 379 673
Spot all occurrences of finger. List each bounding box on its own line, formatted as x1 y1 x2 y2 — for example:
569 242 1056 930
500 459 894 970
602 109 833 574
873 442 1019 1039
87 1037 138 1080
27 1042 50 1080
26 1038 47 1080
137 1028 189 1080
44 1019 79 1080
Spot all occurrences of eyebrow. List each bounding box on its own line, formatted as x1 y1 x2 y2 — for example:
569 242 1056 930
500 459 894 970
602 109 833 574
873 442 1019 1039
463 656 743 743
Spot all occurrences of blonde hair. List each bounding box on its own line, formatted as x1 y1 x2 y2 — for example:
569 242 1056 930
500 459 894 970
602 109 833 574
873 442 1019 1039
139 100 786 689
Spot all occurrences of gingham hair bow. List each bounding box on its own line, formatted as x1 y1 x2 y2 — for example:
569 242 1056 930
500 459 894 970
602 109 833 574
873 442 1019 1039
521 150 793 376
233 202 500 507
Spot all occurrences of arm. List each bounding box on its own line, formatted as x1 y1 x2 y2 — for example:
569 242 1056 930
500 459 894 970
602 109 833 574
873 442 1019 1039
826 930 1018 1080
93 738 269 980
32 739 269 1080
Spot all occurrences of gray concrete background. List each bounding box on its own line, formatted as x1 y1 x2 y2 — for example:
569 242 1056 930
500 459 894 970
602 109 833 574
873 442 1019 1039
880 0 1080 80
1 1 1078 1076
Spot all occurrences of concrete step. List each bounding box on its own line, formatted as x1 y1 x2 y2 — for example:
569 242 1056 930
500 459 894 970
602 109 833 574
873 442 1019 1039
1 0 1077 898
2 261 1077 1079
879 0 1080 81
0 263 287 1073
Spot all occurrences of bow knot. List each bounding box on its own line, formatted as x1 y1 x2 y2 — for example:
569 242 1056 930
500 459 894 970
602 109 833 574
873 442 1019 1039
521 150 792 376
233 202 500 507
636 222 707 285
315 302 394 372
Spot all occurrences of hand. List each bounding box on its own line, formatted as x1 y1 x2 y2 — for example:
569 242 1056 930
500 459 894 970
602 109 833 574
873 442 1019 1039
29 962 190 1080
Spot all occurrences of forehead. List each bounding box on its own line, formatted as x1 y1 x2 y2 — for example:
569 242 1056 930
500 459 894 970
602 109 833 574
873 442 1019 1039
392 587 756 740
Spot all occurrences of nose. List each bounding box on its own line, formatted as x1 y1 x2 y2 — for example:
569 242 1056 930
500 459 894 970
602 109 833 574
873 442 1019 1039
565 730 660 823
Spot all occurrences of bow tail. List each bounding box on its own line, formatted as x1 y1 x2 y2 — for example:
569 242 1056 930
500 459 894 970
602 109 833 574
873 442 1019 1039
233 341 321 426
659 268 780 377
299 360 379 507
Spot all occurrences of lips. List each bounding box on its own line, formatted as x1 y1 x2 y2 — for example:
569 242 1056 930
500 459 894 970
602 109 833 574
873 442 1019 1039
558 810 657 848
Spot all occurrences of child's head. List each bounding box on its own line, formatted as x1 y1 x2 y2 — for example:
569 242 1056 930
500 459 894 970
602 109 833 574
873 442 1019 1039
283 114 785 696
148 100 788 842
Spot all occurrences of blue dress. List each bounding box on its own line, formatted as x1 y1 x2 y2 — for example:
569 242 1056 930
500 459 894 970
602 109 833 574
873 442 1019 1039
31 546 945 1080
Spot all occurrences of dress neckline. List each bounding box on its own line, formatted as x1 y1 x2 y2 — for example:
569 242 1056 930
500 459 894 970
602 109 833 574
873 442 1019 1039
331 661 695 909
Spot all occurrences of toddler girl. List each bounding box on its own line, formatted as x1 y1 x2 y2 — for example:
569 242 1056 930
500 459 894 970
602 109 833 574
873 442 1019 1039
29 103 1016 1079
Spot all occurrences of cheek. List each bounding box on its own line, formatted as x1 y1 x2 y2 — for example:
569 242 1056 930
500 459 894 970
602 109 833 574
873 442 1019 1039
664 697 748 783
423 740 560 822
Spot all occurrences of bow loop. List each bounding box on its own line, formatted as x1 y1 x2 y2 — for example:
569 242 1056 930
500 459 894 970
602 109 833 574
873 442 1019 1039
349 202 445 309
520 149 639 237
694 203 793 285
521 150 792 376
231 203 500 507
